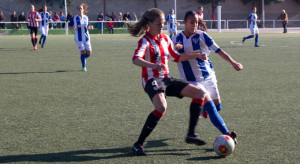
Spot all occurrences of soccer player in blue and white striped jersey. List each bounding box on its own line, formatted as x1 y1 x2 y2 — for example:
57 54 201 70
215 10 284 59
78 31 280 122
39 5 52 48
242 7 260 47
68 3 93 72
172 11 242 144
166 9 178 37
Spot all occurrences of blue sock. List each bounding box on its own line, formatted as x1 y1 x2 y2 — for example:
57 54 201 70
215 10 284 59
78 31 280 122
255 35 258 46
244 35 253 40
216 103 222 111
80 54 86 67
42 36 47 46
204 101 229 135
39 35 44 43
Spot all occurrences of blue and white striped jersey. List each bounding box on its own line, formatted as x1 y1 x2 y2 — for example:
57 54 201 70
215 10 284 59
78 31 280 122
68 15 91 42
166 14 176 29
39 12 51 27
247 13 258 28
172 30 221 81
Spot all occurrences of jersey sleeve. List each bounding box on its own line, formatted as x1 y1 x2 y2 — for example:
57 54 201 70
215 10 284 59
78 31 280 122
68 16 74 27
247 13 252 20
36 12 41 19
202 32 221 53
133 38 148 61
166 14 170 21
165 35 180 62
87 16 91 26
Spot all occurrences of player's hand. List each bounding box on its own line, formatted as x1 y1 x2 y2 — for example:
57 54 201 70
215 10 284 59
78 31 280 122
174 43 183 50
88 25 94 29
198 53 207 60
72 25 76 29
257 20 260 22
232 62 243 71
153 63 165 72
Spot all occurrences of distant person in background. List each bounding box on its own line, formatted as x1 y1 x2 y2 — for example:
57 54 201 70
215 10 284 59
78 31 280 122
166 9 178 37
107 18 114 34
27 4 42 50
97 12 104 29
39 5 52 48
105 12 111 21
11 11 19 29
66 11 73 22
117 12 123 27
123 11 131 27
276 9 288 33
68 3 94 72
18 12 26 29
59 11 65 28
0 11 6 29
197 6 206 31
52 12 60 28
111 12 117 21
49 11 54 29
242 7 260 47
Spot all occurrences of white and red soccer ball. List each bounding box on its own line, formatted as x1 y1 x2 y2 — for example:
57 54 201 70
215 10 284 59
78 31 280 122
213 135 235 156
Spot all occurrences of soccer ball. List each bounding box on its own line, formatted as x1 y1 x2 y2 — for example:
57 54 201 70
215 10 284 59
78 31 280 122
213 135 235 156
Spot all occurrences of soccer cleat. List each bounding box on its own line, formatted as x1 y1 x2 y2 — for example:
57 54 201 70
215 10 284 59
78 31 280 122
255 45 260 47
82 67 87 72
185 135 207 146
242 38 245 43
131 143 146 156
201 111 208 119
228 131 238 144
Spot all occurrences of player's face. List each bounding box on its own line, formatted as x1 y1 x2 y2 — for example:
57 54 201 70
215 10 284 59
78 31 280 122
253 8 257 13
184 15 198 35
43 6 47 13
78 5 84 15
30 5 34 12
148 16 165 36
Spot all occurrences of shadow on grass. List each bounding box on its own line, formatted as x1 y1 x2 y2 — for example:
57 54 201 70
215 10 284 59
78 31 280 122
0 139 200 163
186 148 225 161
0 70 80 75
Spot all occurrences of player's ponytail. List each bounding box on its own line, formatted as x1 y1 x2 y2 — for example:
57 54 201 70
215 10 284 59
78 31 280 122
127 8 164 37
79 3 88 14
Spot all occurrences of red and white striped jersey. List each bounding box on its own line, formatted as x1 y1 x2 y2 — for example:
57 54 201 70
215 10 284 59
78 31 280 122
133 32 180 88
27 11 41 27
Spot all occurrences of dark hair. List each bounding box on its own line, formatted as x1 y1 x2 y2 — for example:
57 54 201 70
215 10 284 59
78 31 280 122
127 8 164 37
184 10 207 32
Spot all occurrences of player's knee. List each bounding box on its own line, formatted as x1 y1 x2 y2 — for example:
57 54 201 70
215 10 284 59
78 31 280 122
156 105 167 114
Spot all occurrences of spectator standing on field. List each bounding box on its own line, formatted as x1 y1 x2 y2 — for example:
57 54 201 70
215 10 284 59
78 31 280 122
0 11 6 29
11 11 19 29
276 9 288 33
107 18 114 34
18 12 26 29
123 11 131 27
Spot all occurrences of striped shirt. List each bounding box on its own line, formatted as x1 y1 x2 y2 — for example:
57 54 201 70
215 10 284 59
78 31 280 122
68 15 91 42
39 12 51 27
133 32 180 87
27 11 41 27
248 13 258 28
172 30 221 81
166 14 176 29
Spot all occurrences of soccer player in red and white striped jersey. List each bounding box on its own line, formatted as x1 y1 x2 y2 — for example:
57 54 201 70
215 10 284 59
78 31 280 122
27 4 41 50
128 8 212 156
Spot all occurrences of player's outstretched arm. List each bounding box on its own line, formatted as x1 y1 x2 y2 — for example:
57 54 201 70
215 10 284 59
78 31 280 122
217 50 243 71
133 58 165 71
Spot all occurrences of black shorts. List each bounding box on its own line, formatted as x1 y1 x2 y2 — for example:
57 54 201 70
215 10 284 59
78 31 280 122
144 77 189 101
28 26 38 35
